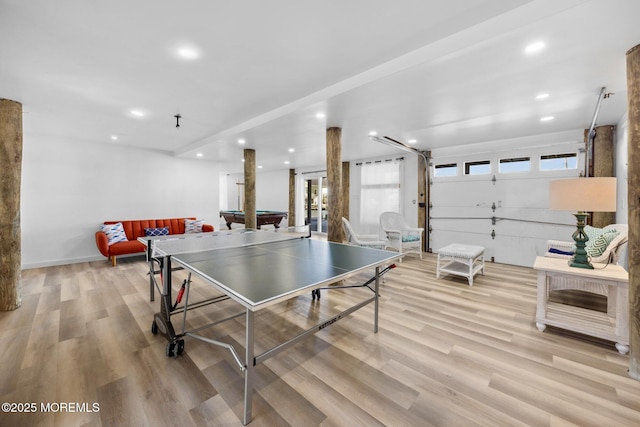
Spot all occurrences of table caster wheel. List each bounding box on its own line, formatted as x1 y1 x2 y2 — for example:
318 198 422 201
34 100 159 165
166 342 175 357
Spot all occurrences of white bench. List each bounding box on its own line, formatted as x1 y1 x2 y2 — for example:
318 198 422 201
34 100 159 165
436 243 485 286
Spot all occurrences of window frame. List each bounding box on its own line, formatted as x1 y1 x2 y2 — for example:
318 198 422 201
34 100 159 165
539 153 578 171
464 160 491 176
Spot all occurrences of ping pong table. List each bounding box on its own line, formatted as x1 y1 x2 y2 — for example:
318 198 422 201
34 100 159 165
139 227 401 425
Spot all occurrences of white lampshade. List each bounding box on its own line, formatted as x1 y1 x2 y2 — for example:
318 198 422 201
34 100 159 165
549 177 617 212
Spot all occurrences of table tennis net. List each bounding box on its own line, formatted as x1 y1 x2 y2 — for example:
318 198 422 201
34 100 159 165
150 225 310 258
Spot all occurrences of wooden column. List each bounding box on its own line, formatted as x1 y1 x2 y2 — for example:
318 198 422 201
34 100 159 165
243 149 256 230
288 169 295 227
326 128 342 243
0 99 22 311
592 125 616 228
626 43 640 380
341 161 350 220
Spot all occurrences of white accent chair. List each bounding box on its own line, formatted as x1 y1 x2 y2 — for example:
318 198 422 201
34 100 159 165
379 212 423 260
545 223 628 265
341 217 387 250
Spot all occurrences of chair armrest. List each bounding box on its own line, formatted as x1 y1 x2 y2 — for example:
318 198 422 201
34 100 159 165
95 231 109 257
547 240 574 251
383 229 402 238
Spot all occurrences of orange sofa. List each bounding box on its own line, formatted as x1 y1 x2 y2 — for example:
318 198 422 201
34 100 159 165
95 217 214 266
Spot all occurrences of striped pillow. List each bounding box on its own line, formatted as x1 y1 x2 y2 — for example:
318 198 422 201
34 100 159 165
184 219 204 234
101 222 128 245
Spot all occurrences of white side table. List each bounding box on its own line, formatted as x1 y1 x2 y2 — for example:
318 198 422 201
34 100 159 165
533 256 629 354
436 243 485 286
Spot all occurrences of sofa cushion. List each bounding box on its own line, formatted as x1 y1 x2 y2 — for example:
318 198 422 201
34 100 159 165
108 240 146 256
101 222 128 246
185 218 204 233
144 227 169 237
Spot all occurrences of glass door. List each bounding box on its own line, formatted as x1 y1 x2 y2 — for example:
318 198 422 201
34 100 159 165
304 177 327 233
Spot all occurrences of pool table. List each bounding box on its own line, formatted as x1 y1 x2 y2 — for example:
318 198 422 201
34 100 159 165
219 210 288 230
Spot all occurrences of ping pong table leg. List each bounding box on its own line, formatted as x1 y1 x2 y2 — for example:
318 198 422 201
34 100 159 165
145 244 155 302
243 309 255 425
151 255 181 357
374 266 380 333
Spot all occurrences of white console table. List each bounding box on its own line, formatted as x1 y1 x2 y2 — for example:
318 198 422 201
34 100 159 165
533 256 629 354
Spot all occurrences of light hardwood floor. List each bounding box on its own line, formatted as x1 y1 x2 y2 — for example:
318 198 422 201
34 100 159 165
1 253 639 426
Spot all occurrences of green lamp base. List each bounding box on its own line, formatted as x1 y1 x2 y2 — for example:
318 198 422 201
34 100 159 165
569 212 593 269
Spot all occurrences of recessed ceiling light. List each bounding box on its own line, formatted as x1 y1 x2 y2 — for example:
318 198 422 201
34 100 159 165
177 46 200 60
238 139 246 145
130 110 145 117
241 158 245 162
111 135 118 141
369 131 377 136
525 41 545 54
288 148 295 153
284 161 290 165
540 116 555 122
258 165 263 169
196 153 203 157
316 113 325 119
536 93 550 100
408 139 417 144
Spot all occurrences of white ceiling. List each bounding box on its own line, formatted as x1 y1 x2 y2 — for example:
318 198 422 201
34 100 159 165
2 0 639 173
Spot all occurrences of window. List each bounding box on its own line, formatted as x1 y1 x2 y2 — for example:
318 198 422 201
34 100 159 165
359 160 402 233
464 160 491 175
540 153 577 171
499 157 531 173
434 163 457 177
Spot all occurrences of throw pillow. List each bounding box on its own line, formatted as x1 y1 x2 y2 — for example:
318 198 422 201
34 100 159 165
184 219 204 234
583 225 604 242
101 222 128 246
144 227 169 237
586 230 619 258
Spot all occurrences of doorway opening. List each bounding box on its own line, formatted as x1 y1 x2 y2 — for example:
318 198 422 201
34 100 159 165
305 177 327 233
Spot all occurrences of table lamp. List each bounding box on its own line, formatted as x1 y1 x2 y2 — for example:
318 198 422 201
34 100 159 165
549 177 617 269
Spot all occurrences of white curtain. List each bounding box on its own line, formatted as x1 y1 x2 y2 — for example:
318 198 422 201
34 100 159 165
359 159 402 234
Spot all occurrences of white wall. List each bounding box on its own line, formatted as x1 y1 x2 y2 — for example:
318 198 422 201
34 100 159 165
21 136 221 268
222 169 290 229
224 170 289 211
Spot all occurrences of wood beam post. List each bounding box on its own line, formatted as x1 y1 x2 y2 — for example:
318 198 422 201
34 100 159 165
0 98 23 311
341 161 350 220
288 169 295 227
592 125 616 228
244 149 256 230
626 43 640 380
326 128 342 243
